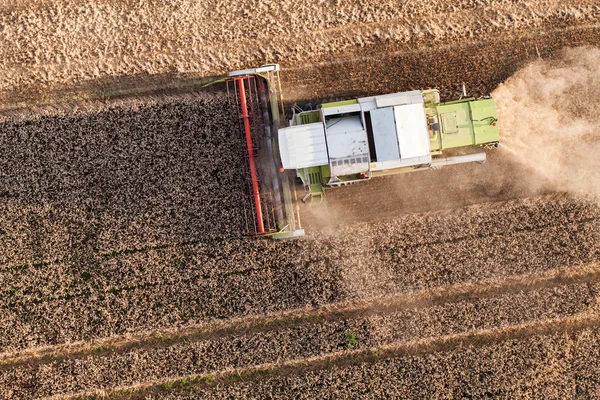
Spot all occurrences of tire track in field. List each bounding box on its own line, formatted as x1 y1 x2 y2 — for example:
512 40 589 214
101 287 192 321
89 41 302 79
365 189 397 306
2 265 599 399
51 310 600 400
3 260 600 365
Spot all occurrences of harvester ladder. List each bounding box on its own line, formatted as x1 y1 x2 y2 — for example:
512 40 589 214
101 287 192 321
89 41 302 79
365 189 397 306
300 167 324 204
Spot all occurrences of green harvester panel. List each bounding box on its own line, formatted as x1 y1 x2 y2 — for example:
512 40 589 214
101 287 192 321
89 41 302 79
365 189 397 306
469 99 499 145
320 99 359 108
436 98 499 149
299 110 320 125
300 165 329 199
436 101 475 149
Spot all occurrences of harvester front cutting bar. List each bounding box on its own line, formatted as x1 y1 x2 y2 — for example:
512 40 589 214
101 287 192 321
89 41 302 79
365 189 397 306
232 76 265 234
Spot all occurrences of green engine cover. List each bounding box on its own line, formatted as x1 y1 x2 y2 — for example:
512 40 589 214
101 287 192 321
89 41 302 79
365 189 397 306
432 98 499 150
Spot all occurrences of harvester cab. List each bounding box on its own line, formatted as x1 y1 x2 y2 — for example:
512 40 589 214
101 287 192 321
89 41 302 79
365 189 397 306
226 64 304 239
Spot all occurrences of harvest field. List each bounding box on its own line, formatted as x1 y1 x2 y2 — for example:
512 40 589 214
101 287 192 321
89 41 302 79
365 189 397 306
1 0 600 399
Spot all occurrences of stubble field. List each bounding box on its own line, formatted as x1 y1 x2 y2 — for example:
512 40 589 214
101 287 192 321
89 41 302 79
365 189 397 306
1 0 600 398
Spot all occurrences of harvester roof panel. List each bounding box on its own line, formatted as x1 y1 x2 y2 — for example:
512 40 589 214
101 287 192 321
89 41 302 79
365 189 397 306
393 103 431 159
375 90 423 108
325 116 369 175
278 123 329 169
324 116 369 159
358 90 423 111
370 107 401 162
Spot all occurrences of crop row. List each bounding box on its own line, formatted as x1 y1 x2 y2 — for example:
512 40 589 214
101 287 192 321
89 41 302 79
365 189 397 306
146 322 600 399
0 92 250 268
0 195 598 353
0 280 596 399
2 194 596 292
2 189 595 271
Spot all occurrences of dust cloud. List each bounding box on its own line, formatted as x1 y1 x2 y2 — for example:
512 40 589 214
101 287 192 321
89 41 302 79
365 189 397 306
493 46 600 197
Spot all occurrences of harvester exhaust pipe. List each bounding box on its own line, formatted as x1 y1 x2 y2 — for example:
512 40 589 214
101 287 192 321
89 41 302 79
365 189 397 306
236 77 265 234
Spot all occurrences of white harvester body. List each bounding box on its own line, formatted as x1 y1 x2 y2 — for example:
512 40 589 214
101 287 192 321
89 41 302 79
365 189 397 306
278 90 437 179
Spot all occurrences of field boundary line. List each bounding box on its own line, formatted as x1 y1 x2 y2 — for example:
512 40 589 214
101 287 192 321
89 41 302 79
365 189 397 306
284 23 600 72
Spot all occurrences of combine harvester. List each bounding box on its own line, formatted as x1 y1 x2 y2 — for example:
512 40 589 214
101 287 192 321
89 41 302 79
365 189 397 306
225 65 499 237
278 87 500 203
